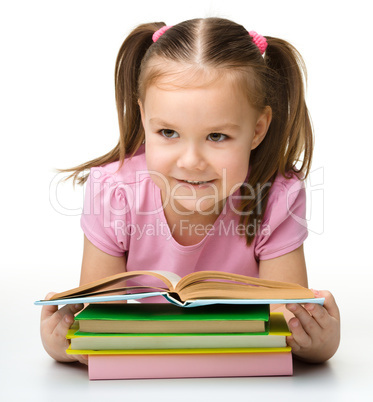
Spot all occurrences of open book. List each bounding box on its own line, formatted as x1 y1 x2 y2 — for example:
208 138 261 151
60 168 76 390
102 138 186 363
35 270 324 307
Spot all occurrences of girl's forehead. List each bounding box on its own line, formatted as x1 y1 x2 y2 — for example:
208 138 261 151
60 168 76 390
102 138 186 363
142 69 255 124
141 59 244 95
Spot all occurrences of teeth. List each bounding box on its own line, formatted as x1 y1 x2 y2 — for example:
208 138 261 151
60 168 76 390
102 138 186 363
184 180 208 184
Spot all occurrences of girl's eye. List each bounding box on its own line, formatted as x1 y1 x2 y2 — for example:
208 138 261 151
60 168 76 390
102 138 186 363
160 129 179 139
207 133 227 142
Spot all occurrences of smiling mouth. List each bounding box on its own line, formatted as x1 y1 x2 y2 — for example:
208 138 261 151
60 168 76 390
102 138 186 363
183 180 210 185
175 178 215 186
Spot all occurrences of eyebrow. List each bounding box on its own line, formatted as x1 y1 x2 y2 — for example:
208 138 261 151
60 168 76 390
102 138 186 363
149 118 175 127
148 118 240 131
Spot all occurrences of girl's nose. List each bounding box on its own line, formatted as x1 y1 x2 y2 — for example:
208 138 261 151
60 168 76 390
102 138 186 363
176 143 207 171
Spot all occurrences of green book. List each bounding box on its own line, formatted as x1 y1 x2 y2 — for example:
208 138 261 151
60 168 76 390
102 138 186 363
68 313 292 350
75 303 270 334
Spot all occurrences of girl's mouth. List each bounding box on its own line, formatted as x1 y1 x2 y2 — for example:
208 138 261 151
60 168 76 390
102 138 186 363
175 178 216 188
183 180 209 185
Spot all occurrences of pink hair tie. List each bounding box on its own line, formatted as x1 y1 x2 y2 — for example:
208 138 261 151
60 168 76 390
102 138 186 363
249 31 267 54
152 25 173 42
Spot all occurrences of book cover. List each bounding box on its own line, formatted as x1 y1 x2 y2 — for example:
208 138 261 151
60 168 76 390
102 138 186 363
88 351 293 379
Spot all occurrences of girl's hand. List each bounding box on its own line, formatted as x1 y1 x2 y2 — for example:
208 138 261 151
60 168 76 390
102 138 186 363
286 290 340 363
40 292 88 365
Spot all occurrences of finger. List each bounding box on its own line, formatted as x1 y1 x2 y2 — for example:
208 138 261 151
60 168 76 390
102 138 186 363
286 334 301 353
51 303 84 329
304 303 331 329
58 303 85 318
40 292 58 321
287 303 318 331
288 316 313 348
287 303 320 339
41 308 73 342
49 307 84 350
43 303 84 336
52 312 75 340
40 293 83 322
40 304 59 322
318 290 340 321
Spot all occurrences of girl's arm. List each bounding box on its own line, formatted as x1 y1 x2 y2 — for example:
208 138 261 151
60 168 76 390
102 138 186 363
259 245 340 363
40 236 127 364
79 235 127 286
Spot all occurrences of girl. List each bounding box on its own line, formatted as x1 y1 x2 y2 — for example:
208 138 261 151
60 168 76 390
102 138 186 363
40 18 340 365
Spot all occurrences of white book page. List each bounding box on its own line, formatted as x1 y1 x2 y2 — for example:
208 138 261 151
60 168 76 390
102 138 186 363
150 271 182 288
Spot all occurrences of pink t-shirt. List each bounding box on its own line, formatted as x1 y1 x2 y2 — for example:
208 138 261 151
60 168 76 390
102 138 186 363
81 147 307 292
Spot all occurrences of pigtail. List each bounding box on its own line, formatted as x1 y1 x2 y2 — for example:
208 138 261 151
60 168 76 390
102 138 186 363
240 36 313 245
60 22 165 185
263 37 313 179
115 22 166 160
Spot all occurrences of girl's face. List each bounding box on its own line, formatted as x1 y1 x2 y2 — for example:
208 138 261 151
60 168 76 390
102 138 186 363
139 71 271 218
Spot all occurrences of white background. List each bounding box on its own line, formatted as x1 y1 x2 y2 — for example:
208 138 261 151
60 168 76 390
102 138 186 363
1 0 372 400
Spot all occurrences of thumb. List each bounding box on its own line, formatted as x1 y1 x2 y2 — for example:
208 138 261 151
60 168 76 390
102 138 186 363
314 289 340 321
40 292 58 321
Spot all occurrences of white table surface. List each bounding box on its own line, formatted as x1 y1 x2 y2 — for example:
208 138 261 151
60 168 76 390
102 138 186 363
1 284 370 402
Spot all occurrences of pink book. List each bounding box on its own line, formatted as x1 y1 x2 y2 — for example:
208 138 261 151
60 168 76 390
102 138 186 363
88 352 293 380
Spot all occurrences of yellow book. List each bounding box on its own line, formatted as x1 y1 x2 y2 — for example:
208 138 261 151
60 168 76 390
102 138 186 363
67 312 290 351
66 345 291 355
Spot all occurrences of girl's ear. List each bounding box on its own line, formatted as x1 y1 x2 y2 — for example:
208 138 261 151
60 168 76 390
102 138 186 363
138 100 145 124
251 106 272 150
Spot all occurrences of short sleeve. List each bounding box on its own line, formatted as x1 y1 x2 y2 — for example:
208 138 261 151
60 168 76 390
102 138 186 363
80 167 130 256
254 175 308 261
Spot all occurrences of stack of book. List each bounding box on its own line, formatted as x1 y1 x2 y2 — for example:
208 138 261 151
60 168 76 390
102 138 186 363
36 269 324 380
66 302 293 380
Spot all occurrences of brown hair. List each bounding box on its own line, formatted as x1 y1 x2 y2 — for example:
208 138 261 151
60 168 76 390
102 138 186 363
63 18 313 245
